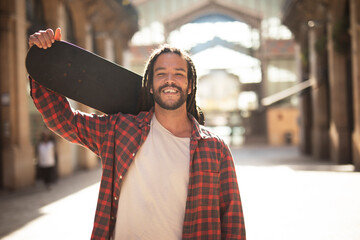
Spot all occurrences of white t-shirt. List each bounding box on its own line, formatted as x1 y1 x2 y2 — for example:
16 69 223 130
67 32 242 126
38 141 56 168
113 115 190 240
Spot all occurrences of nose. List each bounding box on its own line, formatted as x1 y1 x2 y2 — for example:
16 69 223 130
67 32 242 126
165 73 176 84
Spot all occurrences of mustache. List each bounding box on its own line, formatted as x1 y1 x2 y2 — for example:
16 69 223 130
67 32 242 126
158 83 182 92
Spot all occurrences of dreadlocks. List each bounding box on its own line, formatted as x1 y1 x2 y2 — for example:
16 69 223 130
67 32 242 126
137 45 205 125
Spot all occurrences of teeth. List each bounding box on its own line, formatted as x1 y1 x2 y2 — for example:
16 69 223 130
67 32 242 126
163 89 177 93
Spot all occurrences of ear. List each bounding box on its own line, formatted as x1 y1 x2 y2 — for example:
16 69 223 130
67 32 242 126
150 86 153 94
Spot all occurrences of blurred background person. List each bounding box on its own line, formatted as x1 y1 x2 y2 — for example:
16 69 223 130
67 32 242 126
36 132 57 189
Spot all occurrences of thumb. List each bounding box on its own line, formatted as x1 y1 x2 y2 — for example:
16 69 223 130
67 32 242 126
54 28 62 41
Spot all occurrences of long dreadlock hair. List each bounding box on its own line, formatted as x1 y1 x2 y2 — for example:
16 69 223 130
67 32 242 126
137 45 205 125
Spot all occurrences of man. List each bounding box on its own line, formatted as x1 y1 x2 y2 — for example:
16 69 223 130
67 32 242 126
29 28 246 239
37 131 57 189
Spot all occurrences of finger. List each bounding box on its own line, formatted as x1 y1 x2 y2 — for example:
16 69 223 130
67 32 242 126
34 32 48 49
42 30 54 48
38 30 52 48
29 35 41 48
54 28 62 41
45 28 55 44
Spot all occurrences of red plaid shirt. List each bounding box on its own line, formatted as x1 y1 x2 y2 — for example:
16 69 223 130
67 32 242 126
30 78 246 239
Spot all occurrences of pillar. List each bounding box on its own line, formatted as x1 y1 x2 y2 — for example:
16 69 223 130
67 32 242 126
95 32 107 58
350 0 360 170
297 40 312 155
327 1 352 164
1 0 35 189
309 26 330 160
42 0 60 30
114 36 125 65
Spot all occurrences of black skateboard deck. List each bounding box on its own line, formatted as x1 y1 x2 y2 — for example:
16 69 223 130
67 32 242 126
25 41 142 115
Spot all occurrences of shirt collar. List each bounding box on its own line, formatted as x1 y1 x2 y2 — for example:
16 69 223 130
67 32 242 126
187 113 209 140
137 108 154 128
138 108 208 140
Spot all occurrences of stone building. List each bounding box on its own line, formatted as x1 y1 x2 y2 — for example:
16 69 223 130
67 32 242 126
130 0 298 146
0 0 138 189
282 0 360 170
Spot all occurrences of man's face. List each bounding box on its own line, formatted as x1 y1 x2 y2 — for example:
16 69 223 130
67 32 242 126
151 53 191 111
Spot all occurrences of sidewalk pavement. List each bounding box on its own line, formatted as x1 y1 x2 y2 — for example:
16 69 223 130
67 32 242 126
0 145 359 240
0 168 101 240
233 145 360 240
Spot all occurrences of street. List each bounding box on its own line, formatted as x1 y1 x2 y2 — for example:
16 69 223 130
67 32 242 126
1 146 359 240
233 146 360 240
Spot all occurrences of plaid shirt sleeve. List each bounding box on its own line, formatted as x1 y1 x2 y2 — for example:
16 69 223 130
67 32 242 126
220 142 246 239
29 77 109 156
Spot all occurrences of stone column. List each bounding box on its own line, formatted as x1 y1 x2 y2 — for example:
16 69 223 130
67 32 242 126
297 40 312 155
327 2 352 164
350 0 360 170
105 37 115 62
95 32 107 58
309 26 330 160
114 36 125 65
1 0 35 189
42 0 61 30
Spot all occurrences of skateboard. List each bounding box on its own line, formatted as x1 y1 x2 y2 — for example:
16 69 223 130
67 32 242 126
25 41 142 115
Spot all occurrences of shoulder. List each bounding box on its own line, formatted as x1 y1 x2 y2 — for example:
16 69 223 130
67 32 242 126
110 110 152 127
199 125 218 139
199 125 228 147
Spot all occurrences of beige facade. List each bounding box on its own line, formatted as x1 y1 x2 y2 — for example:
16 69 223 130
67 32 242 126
0 0 138 189
267 107 299 146
282 0 360 170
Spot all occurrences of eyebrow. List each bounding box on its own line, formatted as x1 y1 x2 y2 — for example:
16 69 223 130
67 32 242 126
154 67 186 72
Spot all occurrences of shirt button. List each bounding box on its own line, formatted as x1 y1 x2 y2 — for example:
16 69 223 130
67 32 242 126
119 175 123 180
111 216 115 220
114 196 118 201
132 153 135 157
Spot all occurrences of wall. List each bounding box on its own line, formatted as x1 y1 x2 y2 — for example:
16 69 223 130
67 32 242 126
267 107 299 146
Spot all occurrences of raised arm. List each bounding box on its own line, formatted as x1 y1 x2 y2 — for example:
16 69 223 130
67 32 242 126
28 28 109 156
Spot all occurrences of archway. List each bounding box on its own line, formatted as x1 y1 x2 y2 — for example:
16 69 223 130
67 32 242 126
165 9 264 144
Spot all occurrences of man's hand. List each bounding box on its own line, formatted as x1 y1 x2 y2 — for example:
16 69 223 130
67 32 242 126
29 28 62 49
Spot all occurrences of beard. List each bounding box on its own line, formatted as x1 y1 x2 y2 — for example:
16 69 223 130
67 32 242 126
152 83 188 110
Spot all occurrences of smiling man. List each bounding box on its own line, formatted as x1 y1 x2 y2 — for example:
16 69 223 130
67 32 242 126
29 28 246 239
152 53 190 110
